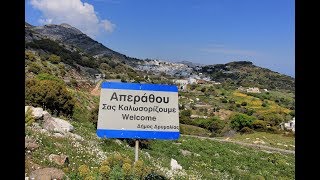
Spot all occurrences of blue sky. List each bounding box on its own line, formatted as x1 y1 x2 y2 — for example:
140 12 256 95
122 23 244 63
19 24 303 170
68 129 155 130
25 0 295 77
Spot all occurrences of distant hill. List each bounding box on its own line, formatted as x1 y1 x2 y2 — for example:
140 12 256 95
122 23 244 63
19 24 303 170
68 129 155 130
198 61 295 92
25 22 294 92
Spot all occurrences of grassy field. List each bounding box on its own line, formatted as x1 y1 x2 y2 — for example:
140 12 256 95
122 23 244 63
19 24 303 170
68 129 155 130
217 132 295 151
26 120 295 179
232 91 291 114
180 124 211 137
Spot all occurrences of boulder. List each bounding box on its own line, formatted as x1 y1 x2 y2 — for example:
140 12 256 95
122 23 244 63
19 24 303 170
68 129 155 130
42 111 51 121
25 138 39 151
25 142 39 151
170 158 182 170
29 168 65 180
32 107 44 119
52 117 74 132
67 133 84 141
48 154 69 166
53 133 65 138
42 117 74 134
180 149 191 156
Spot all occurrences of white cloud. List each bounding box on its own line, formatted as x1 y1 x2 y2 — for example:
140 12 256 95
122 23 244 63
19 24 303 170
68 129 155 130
100 19 116 33
30 0 115 38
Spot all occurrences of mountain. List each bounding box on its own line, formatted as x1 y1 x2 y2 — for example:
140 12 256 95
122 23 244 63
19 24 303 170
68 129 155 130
198 61 295 92
25 22 294 92
25 22 141 66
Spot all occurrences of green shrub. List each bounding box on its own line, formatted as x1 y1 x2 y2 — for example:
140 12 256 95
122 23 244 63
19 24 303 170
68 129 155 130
241 101 248 106
28 62 41 74
144 172 167 180
239 127 254 134
25 78 75 116
89 105 99 127
263 113 285 126
252 120 268 131
78 164 90 177
230 113 256 131
25 107 35 126
36 73 64 84
109 165 124 179
124 139 151 149
48 54 61 64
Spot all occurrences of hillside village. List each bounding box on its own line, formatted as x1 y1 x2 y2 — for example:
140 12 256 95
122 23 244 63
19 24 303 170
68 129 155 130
25 22 295 179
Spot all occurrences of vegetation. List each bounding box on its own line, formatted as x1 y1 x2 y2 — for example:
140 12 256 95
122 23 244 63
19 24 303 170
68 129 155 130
25 26 295 179
25 78 75 116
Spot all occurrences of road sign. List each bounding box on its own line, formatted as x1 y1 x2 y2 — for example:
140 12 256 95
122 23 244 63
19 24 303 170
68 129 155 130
97 82 180 140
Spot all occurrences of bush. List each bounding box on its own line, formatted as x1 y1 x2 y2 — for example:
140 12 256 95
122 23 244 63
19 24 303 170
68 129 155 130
25 107 35 126
124 139 151 149
264 113 285 126
48 54 61 64
25 78 75 116
261 102 267 107
239 127 254 134
221 98 228 103
28 62 41 74
252 120 268 131
89 105 99 128
144 172 167 180
241 101 248 106
180 109 191 117
230 113 256 131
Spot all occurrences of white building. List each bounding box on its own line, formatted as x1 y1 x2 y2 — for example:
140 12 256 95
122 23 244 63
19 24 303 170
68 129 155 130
280 117 295 132
188 77 197 84
173 79 189 91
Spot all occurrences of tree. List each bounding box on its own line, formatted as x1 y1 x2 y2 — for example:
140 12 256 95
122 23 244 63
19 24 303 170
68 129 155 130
230 113 256 131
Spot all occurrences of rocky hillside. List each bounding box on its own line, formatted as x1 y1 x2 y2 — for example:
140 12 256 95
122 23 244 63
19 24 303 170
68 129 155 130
198 61 295 92
25 22 139 65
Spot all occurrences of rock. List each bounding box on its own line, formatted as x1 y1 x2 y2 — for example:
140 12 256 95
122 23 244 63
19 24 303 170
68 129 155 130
53 133 65 138
31 122 42 130
180 149 191 156
29 168 65 180
25 138 39 151
194 153 201 157
32 107 44 119
48 154 69 166
245 138 250 140
67 133 84 141
42 111 51 121
52 117 74 132
42 117 74 134
170 158 182 170
25 142 39 151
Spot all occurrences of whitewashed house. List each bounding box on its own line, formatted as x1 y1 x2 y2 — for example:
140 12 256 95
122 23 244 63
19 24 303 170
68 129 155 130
173 79 189 91
188 77 197 84
280 117 295 132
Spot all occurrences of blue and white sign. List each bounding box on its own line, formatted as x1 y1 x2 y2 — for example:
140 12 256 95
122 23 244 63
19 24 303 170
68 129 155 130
97 82 180 140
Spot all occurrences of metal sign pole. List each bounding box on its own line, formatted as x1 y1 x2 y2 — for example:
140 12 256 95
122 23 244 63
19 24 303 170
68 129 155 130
135 140 139 162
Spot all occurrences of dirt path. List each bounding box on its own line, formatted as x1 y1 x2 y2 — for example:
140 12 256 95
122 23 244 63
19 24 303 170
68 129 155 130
181 135 295 155
90 80 102 96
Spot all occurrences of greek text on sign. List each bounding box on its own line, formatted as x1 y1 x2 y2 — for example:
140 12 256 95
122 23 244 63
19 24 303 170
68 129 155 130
97 82 180 140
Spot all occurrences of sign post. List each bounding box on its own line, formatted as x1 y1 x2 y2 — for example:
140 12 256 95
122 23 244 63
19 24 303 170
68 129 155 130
96 82 180 161
135 140 139 162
